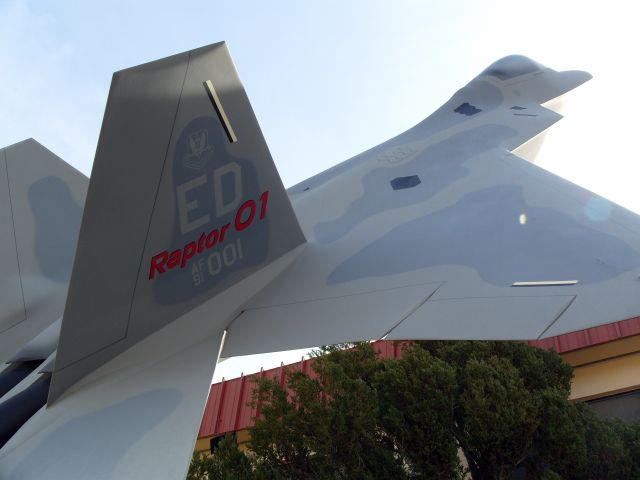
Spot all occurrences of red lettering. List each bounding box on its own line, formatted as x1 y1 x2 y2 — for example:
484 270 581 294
219 223 231 242
235 200 256 231
148 192 270 281
205 228 219 248
149 251 168 280
181 241 197 268
259 191 269 219
168 249 181 269
197 232 206 253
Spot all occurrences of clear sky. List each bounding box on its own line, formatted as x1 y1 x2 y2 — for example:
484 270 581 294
1 1 639 380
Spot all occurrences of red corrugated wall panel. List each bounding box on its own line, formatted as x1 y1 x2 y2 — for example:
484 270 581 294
235 375 256 430
619 317 640 337
217 378 242 433
529 316 640 353
200 319 640 439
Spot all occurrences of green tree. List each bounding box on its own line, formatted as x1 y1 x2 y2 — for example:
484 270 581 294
187 434 252 480
417 341 640 479
247 343 462 479
373 345 461 478
614 418 640 479
418 341 578 478
192 341 640 479
563 404 631 480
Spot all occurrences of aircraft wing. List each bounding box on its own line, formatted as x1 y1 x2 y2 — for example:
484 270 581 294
222 55 640 357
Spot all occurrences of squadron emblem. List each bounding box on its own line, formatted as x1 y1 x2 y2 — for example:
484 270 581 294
182 129 214 170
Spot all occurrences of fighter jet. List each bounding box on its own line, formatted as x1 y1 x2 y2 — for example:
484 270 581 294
1 42 639 479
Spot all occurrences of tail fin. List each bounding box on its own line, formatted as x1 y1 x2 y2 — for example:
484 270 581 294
0 140 86 363
49 42 305 402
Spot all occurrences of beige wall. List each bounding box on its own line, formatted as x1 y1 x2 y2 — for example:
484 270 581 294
563 336 640 401
195 429 251 454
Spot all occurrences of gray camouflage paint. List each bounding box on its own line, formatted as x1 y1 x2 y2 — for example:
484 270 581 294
226 53 639 358
154 115 269 304
0 140 86 362
7 389 181 478
28 176 82 283
5 49 640 480
290 80 504 194
314 124 517 243
328 185 640 285
49 43 305 404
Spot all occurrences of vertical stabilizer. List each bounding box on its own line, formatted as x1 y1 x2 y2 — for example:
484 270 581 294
49 43 305 403
0 140 86 363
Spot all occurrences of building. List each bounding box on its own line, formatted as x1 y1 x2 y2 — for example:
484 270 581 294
195 316 640 454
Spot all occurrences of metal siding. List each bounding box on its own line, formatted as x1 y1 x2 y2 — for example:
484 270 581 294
530 316 640 353
236 375 254 431
199 341 404 438
199 321 640 439
219 380 241 433
557 329 590 352
619 318 640 338
589 323 620 344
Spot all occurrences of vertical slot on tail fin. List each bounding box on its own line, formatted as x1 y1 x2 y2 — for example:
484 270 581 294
203 79 238 143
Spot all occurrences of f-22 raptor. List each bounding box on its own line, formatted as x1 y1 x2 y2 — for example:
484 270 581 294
1 43 639 479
